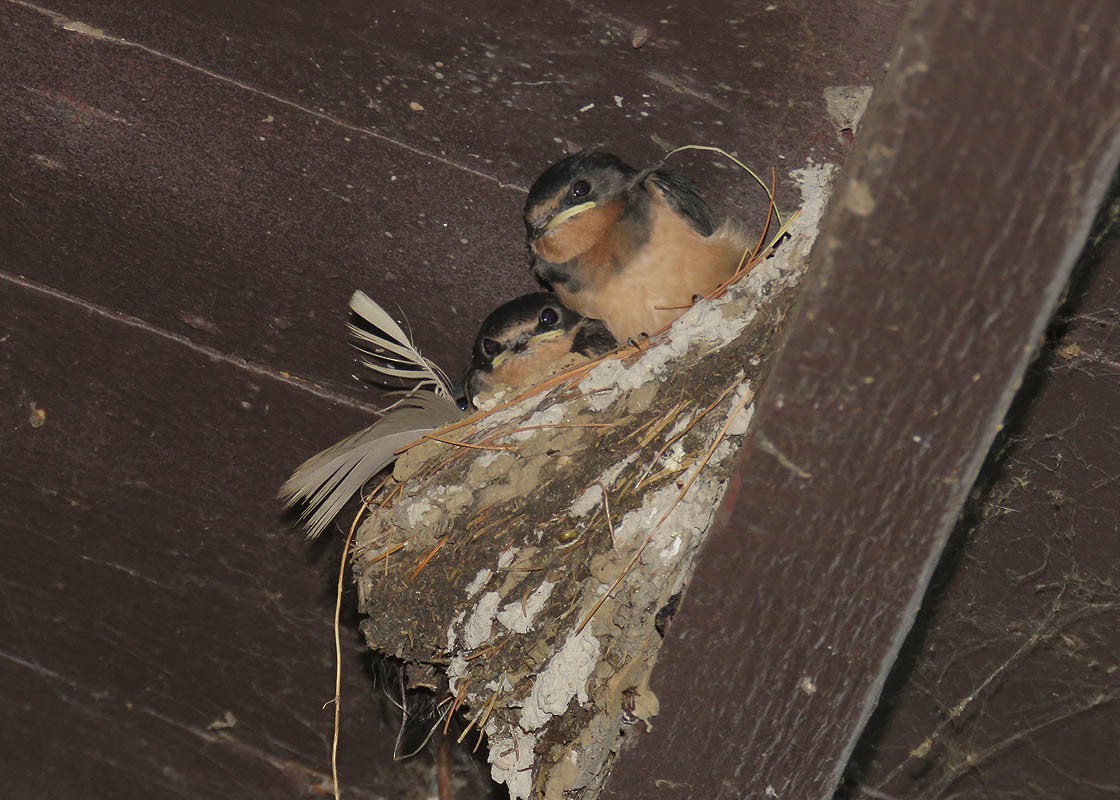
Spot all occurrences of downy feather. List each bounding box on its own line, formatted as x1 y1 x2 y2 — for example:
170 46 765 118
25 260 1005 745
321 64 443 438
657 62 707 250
279 390 462 538
348 291 453 397
281 292 462 538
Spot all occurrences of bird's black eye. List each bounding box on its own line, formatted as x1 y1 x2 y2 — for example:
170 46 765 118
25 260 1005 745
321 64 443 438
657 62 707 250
571 179 591 199
539 307 559 327
481 338 503 357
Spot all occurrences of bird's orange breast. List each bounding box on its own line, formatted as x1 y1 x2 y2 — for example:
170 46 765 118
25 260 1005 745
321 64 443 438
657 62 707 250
533 199 626 265
555 196 748 341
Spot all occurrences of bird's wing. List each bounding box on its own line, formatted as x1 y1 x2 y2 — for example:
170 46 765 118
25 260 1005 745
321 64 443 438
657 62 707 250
279 391 463 538
647 169 717 236
571 318 618 358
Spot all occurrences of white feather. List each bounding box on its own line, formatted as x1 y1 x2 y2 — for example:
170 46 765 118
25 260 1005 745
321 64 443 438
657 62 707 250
348 291 454 397
280 292 464 537
279 390 462 538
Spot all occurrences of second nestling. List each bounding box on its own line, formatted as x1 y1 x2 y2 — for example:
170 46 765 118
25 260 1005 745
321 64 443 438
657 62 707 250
464 292 616 409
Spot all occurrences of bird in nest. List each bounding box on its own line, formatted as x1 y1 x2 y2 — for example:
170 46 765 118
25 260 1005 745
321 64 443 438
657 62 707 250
524 149 751 342
465 291 615 409
279 291 616 538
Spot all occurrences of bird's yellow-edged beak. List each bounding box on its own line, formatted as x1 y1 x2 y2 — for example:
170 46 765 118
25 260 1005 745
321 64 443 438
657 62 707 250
489 329 567 369
546 201 597 231
490 351 511 368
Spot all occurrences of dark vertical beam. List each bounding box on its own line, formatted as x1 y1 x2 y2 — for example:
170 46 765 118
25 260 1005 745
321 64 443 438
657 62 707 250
843 185 1120 800
602 2 1120 798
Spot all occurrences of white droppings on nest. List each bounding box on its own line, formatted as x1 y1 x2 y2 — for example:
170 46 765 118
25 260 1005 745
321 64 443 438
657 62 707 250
580 291 760 415
659 535 682 560
446 653 468 693
791 162 839 238
486 674 514 694
569 453 638 517
446 609 467 650
510 403 566 442
823 84 873 133
497 580 556 633
570 483 603 517
462 590 501 649
711 438 739 466
727 383 756 436
606 465 723 555
497 546 519 569
402 484 472 530
663 411 694 442
519 627 600 732
690 300 750 343
599 453 636 487
464 568 493 598
488 727 538 800
580 360 629 412
474 387 510 413
404 496 433 529
662 440 687 472
474 448 504 470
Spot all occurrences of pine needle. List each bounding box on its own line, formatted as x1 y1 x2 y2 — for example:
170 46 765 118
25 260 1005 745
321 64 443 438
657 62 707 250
663 144 785 229
328 484 383 800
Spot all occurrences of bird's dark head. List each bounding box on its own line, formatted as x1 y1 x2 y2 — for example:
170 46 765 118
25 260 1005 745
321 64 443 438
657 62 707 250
465 292 589 408
524 150 640 265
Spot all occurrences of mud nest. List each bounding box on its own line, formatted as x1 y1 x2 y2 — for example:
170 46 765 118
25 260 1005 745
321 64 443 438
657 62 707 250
351 165 834 799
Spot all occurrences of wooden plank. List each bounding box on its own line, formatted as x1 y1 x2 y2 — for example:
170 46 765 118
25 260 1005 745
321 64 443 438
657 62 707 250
0 658 348 800
13 0 907 199
842 188 1120 797
601 2 1120 798
0 280 402 798
0 2 534 394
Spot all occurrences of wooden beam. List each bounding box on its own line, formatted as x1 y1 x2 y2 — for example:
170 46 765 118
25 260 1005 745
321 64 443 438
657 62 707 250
601 2 1120 798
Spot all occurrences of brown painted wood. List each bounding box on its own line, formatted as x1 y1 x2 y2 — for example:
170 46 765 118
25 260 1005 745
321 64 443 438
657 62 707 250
0 281 398 798
19 0 903 198
601 3 1120 799
842 184 1120 800
0 2 533 395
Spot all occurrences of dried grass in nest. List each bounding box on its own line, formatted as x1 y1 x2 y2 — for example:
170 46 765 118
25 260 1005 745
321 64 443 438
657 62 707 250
337 160 834 800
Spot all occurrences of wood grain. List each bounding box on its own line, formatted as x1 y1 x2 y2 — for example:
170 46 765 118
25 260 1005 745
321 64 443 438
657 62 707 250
601 2 1120 798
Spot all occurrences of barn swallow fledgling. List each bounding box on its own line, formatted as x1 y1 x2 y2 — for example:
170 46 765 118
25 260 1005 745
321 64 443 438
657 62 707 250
465 292 616 408
524 149 750 342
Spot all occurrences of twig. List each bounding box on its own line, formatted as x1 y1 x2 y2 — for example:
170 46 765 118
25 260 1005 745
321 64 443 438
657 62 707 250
636 381 741 488
437 733 454 800
444 680 470 735
474 692 500 752
663 144 784 227
418 434 516 452
328 482 384 799
407 536 450 583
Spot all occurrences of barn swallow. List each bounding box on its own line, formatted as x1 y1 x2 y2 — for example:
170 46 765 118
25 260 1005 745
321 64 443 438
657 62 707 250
465 292 616 407
524 149 750 342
